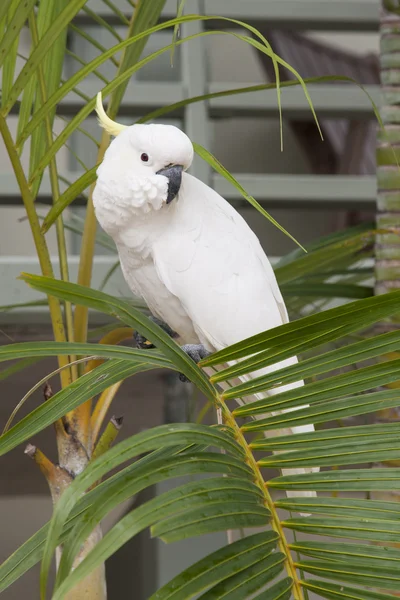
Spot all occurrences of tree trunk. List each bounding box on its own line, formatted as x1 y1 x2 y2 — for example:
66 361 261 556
374 2 400 507
56 430 107 599
26 437 107 599
58 525 106 600
377 3 400 302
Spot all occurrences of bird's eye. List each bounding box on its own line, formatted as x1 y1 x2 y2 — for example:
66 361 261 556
141 153 149 162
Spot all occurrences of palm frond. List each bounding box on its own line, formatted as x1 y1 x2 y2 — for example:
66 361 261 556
1 275 399 599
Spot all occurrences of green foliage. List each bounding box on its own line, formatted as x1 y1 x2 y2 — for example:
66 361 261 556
0 275 398 598
0 1 396 599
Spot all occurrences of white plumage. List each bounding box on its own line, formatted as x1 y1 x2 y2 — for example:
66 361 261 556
93 94 318 494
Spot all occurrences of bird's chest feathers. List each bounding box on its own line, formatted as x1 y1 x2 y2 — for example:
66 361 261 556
93 171 168 242
116 212 167 262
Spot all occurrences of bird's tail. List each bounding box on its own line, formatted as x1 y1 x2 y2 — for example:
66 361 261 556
256 401 318 499
210 354 319 500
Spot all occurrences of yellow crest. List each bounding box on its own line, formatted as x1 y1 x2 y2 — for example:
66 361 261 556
95 92 128 137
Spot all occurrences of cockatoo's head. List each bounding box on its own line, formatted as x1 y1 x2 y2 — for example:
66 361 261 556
93 93 193 231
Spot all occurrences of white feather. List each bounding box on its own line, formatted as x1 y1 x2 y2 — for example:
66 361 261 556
93 122 319 499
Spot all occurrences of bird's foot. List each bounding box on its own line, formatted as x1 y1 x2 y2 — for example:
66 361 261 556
134 323 210 383
179 344 211 382
134 317 177 349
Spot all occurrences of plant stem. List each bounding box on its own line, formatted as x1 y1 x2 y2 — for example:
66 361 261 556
91 382 123 444
0 113 71 391
74 133 110 348
25 444 58 485
219 396 304 600
28 12 93 458
87 327 133 442
91 415 123 461
61 528 107 600
73 0 166 348
26 444 106 600
29 13 78 383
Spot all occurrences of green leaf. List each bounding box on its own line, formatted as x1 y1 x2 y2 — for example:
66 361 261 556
0 520 76 594
297 559 400 591
233 358 400 419
0 360 152 457
39 78 338 238
211 321 354 384
41 167 98 230
151 501 269 543
261 437 400 469
3 0 89 114
17 80 41 156
80 5 123 41
0 0 36 70
238 359 400 429
281 283 372 299
19 16 318 176
252 421 400 452
253 577 292 600
150 531 278 600
20 274 215 398
244 33 321 141
28 0 70 193
197 552 285 599
0 299 48 311
0 445 213 592
1 0 20 107
98 260 120 291
0 0 13 26
69 21 120 62
139 76 349 125
107 0 167 116
227 328 400 401
62 212 116 253
0 358 42 383
99 0 130 24
41 424 245 597
57 462 259 575
171 0 186 67
201 290 400 369
275 230 374 286
285 515 400 544
270 468 400 492
291 541 400 566
241 390 400 433
57 466 260 585
0 341 172 367
302 579 398 600
275 222 373 269
193 143 303 251
52 473 260 600
14 18 231 146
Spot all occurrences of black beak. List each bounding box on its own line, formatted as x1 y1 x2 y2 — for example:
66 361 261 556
156 165 183 204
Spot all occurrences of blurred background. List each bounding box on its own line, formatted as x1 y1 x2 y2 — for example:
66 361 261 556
0 0 381 597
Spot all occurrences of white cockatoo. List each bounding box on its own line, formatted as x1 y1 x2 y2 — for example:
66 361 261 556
93 93 318 495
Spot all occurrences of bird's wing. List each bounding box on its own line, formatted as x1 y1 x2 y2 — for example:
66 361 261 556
153 172 305 396
153 173 288 351
153 173 318 495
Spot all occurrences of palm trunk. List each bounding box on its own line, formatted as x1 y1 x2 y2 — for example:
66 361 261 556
56 434 107 600
377 2 400 301
26 438 107 600
374 2 400 506
59 526 106 600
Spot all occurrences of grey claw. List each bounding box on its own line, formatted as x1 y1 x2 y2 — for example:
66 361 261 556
179 344 211 382
181 344 211 362
133 317 177 350
133 330 155 350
